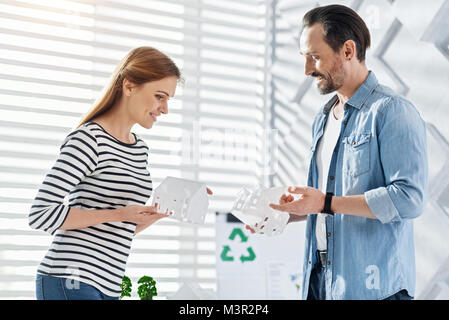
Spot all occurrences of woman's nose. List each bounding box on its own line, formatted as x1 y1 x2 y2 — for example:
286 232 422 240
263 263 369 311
160 101 168 114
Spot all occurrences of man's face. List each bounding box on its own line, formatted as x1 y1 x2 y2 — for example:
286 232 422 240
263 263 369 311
299 23 346 95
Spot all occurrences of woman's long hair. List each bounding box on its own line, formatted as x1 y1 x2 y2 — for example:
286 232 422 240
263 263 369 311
77 46 181 128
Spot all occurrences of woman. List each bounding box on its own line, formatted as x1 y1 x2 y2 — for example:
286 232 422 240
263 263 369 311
29 46 211 300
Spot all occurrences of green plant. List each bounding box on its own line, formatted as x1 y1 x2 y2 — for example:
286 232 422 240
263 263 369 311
120 275 158 300
120 275 132 299
137 275 158 300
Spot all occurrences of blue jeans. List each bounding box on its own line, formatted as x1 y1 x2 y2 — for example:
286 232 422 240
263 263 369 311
36 274 119 300
306 252 326 300
306 251 413 300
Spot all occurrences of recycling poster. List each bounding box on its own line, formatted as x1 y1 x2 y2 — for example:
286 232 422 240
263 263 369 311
220 227 256 263
215 213 306 299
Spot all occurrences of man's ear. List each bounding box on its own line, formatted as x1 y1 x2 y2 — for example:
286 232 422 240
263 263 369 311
342 39 357 61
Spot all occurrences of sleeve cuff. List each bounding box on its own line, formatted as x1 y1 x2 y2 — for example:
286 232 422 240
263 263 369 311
47 206 71 235
364 187 400 224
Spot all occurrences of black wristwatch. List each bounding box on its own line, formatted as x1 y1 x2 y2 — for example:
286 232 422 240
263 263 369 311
322 192 334 215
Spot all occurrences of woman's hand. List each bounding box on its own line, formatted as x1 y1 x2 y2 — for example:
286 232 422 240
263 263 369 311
132 187 213 235
118 205 168 224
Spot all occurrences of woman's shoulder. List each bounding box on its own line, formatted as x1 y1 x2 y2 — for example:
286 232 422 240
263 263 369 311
62 122 98 148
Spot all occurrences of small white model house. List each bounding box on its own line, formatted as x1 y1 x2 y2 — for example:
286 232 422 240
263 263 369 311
168 282 217 300
231 185 290 236
151 176 209 224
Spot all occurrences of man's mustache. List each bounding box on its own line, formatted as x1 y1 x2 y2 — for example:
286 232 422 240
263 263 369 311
311 72 326 79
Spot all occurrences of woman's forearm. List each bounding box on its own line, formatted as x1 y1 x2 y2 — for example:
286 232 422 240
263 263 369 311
59 207 122 230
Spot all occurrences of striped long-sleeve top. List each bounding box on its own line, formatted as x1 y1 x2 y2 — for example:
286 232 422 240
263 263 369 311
28 121 153 297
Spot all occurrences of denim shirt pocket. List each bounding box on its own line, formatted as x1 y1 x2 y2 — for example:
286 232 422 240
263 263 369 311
343 132 371 177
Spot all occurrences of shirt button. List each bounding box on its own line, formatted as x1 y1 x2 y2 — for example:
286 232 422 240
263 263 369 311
329 176 334 180
343 121 347 125
327 261 331 265
327 232 331 237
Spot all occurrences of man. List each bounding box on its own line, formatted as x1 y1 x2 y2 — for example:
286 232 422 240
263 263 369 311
266 5 428 300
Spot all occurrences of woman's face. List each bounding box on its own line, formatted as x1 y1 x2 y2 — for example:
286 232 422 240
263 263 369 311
126 76 178 129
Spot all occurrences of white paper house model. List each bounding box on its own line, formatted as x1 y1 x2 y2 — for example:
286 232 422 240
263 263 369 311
168 282 217 300
231 185 290 236
151 176 209 224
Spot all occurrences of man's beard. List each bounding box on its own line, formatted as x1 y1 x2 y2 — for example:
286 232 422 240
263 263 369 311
312 58 345 95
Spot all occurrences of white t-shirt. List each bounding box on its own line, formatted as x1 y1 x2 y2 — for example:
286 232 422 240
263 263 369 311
315 106 342 251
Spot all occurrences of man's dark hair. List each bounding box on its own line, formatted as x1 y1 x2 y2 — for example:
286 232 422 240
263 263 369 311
302 4 371 62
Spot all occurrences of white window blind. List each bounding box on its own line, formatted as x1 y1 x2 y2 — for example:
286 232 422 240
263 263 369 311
0 0 269 299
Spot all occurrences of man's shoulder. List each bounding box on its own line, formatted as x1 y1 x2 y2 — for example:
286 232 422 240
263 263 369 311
368 83 417 116
370 83 398 106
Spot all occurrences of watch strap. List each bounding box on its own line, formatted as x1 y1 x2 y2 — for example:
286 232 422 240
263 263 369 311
323 192 334 215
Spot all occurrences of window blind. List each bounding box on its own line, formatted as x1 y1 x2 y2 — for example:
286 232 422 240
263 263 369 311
0 0 268 299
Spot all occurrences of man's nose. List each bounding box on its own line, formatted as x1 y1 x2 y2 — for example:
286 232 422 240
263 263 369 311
304 57 315 76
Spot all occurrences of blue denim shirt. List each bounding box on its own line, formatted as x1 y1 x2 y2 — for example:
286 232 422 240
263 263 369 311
301 71 428 300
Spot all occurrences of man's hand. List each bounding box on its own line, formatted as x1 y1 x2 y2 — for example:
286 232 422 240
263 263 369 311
269 186 325 216
278 193 308 223
245 187 310 234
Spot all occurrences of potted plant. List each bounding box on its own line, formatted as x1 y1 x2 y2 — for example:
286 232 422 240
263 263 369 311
120 275 132 299
137 276 158 300
120 275 158 300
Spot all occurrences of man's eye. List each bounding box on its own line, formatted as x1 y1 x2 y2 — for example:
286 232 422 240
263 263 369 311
155 95 164 100
312 56 320 60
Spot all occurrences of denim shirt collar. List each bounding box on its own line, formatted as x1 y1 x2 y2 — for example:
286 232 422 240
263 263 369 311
322 70 378 114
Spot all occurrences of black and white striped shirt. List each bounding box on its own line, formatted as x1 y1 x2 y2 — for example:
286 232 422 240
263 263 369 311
28 121 153 297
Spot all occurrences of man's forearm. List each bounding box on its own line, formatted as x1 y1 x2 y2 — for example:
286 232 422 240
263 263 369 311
288 214 307 223
331 194 377 219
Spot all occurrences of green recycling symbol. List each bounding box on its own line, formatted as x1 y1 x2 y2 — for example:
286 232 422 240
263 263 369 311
220 227 256 263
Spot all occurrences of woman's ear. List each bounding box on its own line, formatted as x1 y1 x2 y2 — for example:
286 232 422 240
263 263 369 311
122 78 134 97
